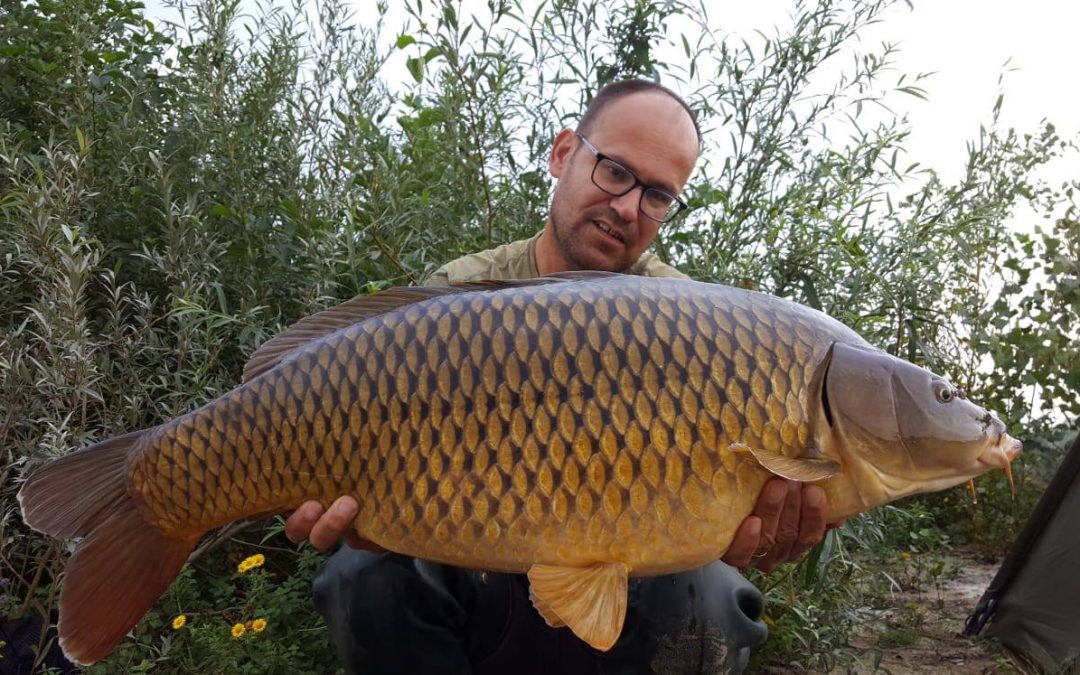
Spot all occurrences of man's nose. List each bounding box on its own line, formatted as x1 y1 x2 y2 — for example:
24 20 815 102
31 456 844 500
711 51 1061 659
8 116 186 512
609 187 642 224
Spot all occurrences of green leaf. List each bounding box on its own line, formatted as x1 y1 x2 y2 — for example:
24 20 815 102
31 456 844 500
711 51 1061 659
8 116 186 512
395 34 416 49
895 85 928 100
802 536 827 587
210 204 235 218
406 56 424 83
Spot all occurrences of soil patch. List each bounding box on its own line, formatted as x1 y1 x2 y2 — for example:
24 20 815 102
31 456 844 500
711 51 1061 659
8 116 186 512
845 551 1018 674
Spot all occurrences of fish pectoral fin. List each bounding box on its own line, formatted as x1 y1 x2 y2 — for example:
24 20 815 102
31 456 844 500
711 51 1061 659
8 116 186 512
731 442 841 482
526 561 630 651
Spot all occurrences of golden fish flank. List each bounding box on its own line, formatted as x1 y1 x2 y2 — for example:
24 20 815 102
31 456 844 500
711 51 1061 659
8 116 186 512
18 273 1021 664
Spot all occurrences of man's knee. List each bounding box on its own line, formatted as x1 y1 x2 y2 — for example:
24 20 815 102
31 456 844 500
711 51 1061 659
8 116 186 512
606 561 768 674
313 549 470 674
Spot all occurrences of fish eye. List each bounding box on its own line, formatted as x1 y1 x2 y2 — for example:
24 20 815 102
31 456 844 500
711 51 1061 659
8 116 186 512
934 383 955 403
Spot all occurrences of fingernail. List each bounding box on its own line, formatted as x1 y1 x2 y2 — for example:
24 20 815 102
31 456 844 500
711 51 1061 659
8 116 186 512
333 498 355 516
805 486 824 508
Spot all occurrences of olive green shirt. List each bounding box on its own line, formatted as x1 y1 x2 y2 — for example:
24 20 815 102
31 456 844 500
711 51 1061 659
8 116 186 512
424 231 688 286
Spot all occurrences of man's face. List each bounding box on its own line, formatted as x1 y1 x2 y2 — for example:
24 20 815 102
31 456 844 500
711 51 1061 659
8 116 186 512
546 92 699 272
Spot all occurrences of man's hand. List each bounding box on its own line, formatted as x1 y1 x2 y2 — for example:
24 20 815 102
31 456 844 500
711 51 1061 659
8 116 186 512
285 496 371 552
721 478 836 574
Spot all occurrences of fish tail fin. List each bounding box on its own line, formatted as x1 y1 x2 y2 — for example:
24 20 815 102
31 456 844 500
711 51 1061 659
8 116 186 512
18 431 198 665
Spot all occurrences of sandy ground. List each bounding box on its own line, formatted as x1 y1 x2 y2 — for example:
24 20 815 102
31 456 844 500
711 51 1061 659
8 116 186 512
844 552 1022 674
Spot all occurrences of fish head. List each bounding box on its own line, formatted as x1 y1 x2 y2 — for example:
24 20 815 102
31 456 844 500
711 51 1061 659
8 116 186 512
822 342 1022 505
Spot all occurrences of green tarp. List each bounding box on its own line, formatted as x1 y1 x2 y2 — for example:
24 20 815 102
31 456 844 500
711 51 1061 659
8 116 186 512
966 431 1080 671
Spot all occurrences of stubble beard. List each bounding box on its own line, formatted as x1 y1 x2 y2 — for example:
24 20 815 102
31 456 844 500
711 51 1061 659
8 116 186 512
549 202 633 273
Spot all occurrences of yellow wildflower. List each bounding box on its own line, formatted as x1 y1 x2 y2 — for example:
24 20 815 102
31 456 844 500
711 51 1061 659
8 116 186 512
231 623 246 638
901 551 912 560
252 618 267 633
171 614 187 630
237 553 266 574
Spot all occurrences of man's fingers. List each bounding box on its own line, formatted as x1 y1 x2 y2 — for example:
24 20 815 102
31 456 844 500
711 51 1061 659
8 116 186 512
752 479 790 555
284 500 324 545
787 485 828 561
307 496 360 552
727 478 789 574
721 516 762 570
757 483 801 572
284 497 367 552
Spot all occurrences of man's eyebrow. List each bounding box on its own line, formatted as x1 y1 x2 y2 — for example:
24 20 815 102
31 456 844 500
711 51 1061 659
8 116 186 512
605 152 679 195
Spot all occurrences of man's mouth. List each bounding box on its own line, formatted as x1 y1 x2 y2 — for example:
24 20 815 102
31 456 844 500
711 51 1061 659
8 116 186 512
593 220 625 244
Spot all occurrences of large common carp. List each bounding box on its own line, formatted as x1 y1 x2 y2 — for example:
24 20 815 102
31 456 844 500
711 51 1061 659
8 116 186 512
19 273 1021 664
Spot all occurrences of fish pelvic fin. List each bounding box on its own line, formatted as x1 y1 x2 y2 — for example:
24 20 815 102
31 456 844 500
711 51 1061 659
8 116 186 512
526 561 630 652
18 430 198 665
730 442 842 482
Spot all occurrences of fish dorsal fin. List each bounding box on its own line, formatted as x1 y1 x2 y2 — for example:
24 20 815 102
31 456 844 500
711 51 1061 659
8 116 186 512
241 274 612 382
242 287 457 382
539 270 625 282
527 561 630 652
730 443 842 482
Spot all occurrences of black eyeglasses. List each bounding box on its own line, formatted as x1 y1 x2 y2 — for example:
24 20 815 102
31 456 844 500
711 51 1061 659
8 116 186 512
574 132 687 223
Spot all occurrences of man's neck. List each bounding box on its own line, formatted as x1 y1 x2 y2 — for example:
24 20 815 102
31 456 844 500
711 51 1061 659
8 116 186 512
534 227 573 276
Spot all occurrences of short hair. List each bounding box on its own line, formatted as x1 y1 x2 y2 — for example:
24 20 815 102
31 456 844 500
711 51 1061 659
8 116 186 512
576 79 701 147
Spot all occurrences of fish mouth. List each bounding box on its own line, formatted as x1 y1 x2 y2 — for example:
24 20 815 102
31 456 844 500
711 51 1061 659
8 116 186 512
593 220 626 245
977 432 1023 468
976 432 1023 492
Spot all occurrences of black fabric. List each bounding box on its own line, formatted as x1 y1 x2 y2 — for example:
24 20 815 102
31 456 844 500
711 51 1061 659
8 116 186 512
966 431 1080 671
313 550 768 674
0 614 77 675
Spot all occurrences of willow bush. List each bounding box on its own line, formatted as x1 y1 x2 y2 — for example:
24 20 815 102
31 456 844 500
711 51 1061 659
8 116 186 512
1 0 1076 670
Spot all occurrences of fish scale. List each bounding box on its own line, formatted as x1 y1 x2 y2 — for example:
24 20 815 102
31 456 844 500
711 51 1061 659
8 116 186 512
128 278 843 572
22 273 1021 663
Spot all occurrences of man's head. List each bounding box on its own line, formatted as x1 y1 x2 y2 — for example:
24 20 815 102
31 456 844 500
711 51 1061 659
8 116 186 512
540 79 700 274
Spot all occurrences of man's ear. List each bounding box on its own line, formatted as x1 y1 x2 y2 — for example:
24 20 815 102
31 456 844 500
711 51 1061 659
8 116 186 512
548 128 577 179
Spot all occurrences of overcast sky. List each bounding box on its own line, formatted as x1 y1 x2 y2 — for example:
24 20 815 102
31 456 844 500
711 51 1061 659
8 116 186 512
144 0 1078 208
810 0 1079 184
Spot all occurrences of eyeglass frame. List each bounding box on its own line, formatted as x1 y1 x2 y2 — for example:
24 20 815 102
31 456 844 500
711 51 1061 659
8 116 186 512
573 131 688 223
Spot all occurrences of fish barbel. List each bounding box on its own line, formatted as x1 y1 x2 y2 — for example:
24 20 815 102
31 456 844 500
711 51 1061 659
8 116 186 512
18 273 1021 664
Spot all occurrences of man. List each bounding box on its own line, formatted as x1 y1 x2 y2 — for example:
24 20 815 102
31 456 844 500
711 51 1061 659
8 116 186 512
286 79 831 673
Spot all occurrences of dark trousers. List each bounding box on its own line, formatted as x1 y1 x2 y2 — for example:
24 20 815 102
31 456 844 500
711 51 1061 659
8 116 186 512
313 550 767 674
